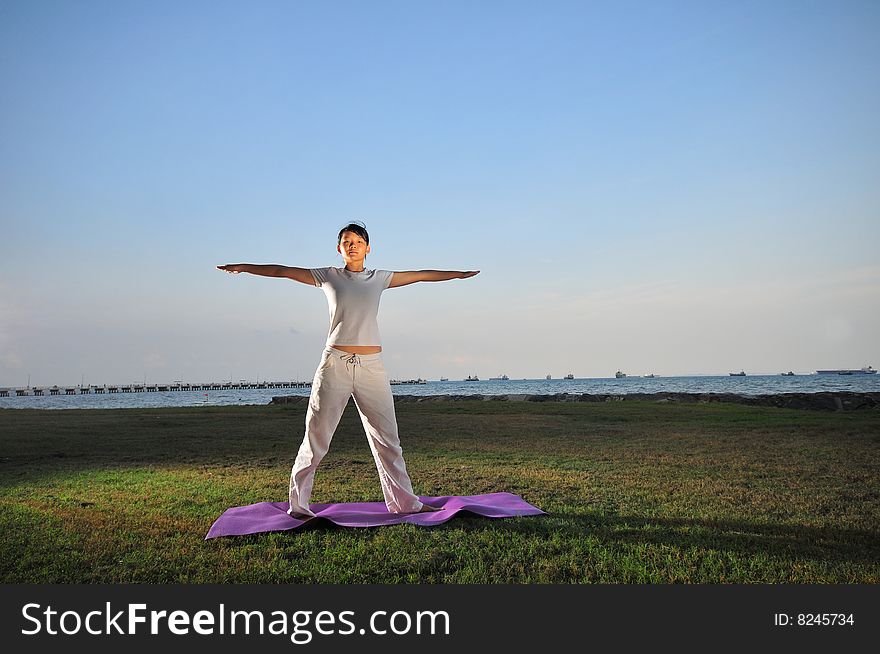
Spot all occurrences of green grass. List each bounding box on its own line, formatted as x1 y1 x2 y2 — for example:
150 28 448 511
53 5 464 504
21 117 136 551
1 400 878 583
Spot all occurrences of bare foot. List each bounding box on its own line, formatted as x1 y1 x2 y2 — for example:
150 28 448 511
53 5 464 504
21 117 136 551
415 504 442 513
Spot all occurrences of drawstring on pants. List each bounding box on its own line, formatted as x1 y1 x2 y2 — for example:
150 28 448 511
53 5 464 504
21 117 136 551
340 352 361 371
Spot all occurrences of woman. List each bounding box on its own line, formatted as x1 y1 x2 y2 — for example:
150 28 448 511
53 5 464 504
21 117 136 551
218 222 479 519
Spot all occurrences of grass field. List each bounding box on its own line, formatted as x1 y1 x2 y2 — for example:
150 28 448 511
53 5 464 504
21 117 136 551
1 399 878 583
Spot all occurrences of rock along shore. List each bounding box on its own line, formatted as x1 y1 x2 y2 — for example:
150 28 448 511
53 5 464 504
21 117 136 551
271 391 880 412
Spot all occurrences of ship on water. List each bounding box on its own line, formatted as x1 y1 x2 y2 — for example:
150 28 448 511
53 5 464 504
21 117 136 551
465 375 479 381
816 365 876 375
489 374 510 380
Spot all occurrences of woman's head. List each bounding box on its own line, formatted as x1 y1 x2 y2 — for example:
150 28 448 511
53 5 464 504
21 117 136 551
337 221 371 269
337 221 369 245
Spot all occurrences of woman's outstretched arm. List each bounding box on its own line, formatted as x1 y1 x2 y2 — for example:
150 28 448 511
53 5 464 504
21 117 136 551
216 264 316 286
389 270 479 288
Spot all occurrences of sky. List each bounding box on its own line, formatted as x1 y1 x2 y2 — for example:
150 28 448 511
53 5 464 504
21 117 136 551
1 0 879 385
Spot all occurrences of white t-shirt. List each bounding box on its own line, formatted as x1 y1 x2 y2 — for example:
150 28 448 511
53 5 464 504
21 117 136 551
310 267 394 346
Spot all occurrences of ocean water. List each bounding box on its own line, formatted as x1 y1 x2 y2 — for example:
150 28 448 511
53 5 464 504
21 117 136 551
2 374 879 410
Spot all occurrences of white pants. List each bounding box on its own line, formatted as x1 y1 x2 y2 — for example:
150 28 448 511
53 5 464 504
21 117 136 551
287 346 424 517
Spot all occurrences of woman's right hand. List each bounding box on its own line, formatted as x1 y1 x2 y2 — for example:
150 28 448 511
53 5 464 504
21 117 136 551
217 264 241 274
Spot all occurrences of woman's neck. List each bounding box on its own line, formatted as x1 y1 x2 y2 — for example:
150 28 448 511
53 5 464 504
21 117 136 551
344 263 366 272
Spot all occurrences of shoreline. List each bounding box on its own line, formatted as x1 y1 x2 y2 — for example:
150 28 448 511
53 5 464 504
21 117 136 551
272 391 880 411
3 391 877 413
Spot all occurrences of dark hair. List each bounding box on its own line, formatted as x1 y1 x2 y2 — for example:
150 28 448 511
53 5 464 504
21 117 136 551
337 221 369 245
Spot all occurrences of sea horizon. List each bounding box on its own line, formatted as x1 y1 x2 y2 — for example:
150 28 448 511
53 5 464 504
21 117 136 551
2 373 878 410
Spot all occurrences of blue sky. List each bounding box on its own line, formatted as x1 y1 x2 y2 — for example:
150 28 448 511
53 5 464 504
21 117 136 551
1 0 878 385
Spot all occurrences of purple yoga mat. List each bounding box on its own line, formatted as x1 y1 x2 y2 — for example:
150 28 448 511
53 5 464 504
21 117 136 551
205 492 546 539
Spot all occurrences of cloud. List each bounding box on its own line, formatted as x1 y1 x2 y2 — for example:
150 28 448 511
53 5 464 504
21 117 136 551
820 316 853 343
0 350 23 369
0 287 32 372
142 352 168 369
428 353 494 366
521 265 880 321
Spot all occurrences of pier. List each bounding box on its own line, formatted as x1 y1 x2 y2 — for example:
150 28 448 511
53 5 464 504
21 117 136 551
0 381 311 398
